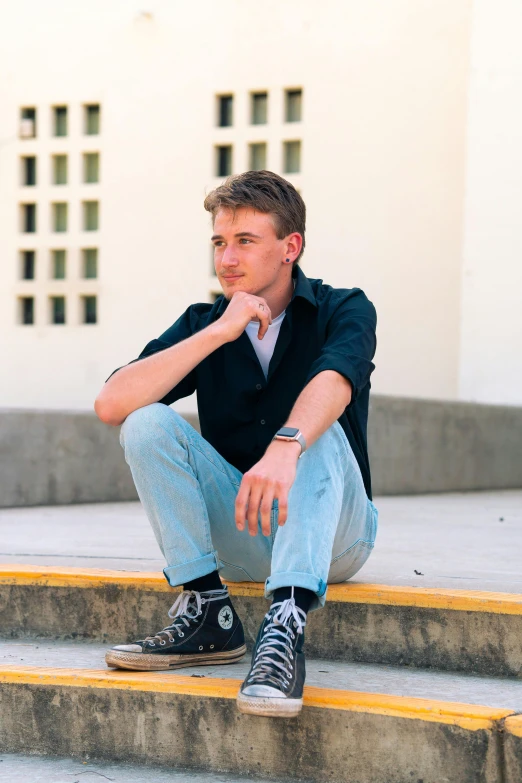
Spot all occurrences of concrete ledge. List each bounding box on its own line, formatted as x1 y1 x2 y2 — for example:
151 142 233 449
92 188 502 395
1 396 522 507
367 395 522 494
0 666 513 783
505 716 522 783
2 566 522 676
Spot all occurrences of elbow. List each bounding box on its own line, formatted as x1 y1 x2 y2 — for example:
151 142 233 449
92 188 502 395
94 395 125 427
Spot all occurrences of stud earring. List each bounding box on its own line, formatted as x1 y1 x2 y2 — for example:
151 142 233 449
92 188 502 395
285 258 291 263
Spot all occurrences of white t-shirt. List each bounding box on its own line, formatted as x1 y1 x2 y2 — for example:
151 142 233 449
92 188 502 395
244 309 286 379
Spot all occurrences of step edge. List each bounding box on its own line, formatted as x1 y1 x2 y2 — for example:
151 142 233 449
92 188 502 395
504 714 522 737
1 564 522 615
0 664 516 731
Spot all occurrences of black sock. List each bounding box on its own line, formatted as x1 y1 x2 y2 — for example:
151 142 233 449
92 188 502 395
184 570 223 594
272 586 315 615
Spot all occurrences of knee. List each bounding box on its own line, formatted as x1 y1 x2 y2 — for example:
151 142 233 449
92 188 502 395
120 403 183 455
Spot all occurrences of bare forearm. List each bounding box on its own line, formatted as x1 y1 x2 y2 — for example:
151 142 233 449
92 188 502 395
95 323 227 426
284 370 352 450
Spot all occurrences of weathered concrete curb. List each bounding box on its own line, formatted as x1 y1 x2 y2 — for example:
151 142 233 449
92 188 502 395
0 667 513 783
504 715 522 783
2 567 521 676
2 395 522 506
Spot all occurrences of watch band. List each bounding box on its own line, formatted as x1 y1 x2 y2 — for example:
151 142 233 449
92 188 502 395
273 428 307 457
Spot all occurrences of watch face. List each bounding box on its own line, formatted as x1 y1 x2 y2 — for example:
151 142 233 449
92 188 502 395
278 427 299 437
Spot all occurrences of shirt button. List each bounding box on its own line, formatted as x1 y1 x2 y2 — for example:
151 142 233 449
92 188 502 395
260 419 266 425
256 384 262 391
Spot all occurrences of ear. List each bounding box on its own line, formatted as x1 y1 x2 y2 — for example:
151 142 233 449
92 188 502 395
283 232 302 264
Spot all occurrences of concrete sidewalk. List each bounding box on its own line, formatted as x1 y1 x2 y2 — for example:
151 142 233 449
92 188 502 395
1 489 520 592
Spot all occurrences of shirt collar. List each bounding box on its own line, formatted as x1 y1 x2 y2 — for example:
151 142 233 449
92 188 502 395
291 264 317 308
214 264 317 316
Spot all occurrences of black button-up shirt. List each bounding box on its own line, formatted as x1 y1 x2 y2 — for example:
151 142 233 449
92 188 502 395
110 265 377 500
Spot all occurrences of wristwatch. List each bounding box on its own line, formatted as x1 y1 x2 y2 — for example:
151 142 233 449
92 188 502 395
272 427 307 458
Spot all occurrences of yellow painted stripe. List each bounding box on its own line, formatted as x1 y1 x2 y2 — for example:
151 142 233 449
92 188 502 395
1 564 522 615
0 665 513 731
505 715 522 739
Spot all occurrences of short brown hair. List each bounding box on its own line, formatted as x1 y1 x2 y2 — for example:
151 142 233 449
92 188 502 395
204 170 306 263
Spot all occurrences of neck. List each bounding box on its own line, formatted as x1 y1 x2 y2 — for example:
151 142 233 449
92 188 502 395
257 271 294 319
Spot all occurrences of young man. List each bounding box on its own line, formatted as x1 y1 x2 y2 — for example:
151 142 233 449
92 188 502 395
95 170 378 719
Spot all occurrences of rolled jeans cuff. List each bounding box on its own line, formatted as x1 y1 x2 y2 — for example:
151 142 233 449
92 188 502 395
163 552 220 588
265 570 328 612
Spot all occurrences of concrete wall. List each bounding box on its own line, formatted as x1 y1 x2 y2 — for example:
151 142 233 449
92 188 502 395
459 0 522 405
0 0 475 412
1 397 521 508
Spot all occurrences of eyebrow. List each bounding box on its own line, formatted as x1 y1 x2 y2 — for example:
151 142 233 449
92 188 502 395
211 231 263 241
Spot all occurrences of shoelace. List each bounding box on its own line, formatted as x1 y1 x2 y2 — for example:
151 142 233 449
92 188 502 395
141 587 229 647
246 592 306 690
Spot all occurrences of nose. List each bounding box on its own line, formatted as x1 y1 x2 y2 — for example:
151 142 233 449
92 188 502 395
221 246 239 268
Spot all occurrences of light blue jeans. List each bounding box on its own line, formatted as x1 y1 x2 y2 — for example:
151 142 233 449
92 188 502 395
120 403 378 611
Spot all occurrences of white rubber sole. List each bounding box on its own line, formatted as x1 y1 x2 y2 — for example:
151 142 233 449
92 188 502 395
236 691 303 718
105 644 247 672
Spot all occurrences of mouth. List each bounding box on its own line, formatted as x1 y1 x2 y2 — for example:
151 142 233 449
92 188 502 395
222 275 244 282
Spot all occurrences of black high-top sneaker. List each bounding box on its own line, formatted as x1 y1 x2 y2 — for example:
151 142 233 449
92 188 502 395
105 587 246 671
237 592 307 718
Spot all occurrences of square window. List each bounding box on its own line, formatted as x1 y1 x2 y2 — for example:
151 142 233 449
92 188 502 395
83 153 99 183
22 156 37 186
53 202 68 232
249 143 267 171
217 95 233 127
54 106 68 137
20 250 35 280
52 249 66 279
216 145 232 177
82 248 98 278
283 140 301 173
50 296 66 324
82 295 97 324
20 107 36 138
19 296 35 325
21 204 37 233
251 92 268 125
53 155 68 185
285 89 302 122
83 201 99 231
85 104 100 135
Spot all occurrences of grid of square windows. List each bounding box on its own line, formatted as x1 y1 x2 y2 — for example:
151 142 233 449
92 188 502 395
16 102 101 326
210 88 303 299
212 88 303 180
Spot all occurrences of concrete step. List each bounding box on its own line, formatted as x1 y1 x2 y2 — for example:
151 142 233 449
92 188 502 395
2 564 522 676
0 638 521 783
0 753 279 783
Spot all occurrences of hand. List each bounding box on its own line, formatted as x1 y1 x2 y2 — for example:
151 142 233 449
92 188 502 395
235 440 301 536
215 291 272 343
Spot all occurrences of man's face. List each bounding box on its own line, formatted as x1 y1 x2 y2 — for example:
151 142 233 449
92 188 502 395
211 207 289 299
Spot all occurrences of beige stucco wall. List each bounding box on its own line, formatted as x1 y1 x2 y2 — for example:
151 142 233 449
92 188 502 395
459 0 522 406
0 1 478 411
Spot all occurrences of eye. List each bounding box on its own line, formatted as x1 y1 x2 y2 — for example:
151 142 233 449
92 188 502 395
213 241 225 248
239 238 251 244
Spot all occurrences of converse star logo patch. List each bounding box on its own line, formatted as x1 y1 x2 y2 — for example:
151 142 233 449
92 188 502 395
218 606 233 630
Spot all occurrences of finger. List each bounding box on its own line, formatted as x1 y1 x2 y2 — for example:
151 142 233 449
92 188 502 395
246 481 264 536
257 307 272 340
235 480 251 531
259 487 275 537
277 486 289 526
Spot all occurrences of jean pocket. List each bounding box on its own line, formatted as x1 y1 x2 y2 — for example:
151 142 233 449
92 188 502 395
218 559 256 583
328 538 375 583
